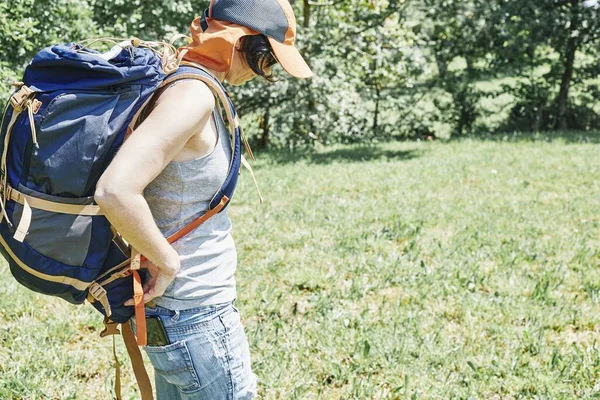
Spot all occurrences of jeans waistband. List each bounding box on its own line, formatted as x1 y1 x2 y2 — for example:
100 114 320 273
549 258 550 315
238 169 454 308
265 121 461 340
144 300 235 318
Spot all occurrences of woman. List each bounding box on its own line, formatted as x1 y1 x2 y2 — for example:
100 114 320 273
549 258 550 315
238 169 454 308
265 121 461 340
94 0 312 398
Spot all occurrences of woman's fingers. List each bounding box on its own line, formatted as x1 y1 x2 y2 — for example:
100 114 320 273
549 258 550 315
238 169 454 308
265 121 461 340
123 260 178 306
124 285 159 306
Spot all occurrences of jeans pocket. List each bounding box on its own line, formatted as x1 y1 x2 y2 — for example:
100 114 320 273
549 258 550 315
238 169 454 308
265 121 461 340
144 341 201 393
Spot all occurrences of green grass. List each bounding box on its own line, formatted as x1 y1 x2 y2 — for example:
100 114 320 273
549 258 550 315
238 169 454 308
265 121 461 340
1 133 599 399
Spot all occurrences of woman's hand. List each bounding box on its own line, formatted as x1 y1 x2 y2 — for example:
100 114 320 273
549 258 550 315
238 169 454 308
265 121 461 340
125 258 180 306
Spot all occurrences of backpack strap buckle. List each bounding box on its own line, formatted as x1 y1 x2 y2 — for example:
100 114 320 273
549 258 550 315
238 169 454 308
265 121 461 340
100 317 121 338
29 99 42 114
88 281 113 318
130 249 141 270
9 86 34 112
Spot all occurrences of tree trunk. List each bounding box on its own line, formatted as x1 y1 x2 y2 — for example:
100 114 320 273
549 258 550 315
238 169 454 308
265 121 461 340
556 5 579 131
373 85 380 134
302 0 317 139
436 56 448 80
303 0 310 28
556 39 577 130
466 57 475 78
533 105 544 132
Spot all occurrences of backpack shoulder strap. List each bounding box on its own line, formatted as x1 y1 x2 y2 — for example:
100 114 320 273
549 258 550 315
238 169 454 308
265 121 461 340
157 62 262 243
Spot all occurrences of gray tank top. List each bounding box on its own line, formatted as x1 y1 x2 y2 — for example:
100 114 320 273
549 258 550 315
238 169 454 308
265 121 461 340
144 104 237 310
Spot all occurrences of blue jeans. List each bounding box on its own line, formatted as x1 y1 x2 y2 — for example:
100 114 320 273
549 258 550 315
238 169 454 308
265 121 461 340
132 301 257 399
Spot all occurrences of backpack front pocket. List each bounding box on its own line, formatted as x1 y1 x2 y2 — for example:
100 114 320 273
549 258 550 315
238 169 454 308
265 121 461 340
11 183 109 267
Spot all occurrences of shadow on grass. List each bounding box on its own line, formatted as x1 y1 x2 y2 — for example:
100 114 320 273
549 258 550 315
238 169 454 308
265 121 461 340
455 130 600 144
263 146 422 165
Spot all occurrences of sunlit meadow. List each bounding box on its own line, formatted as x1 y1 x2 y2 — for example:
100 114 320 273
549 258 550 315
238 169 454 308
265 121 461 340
1 132 599 399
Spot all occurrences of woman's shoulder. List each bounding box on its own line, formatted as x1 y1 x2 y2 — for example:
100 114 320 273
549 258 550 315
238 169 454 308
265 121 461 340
152 79 216 120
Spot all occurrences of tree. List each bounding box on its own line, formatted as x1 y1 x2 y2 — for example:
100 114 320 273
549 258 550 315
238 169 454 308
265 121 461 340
488 0 600 131
233 0 420 148
90 0 204 40
2 0 598 145
0 0 94 93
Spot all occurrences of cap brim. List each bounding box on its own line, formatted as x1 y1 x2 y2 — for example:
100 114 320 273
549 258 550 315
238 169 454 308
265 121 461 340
268 37 313 79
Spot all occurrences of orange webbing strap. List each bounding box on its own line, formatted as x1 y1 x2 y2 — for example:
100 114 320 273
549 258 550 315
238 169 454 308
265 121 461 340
132 269 147 346
119 199 228 349
108 198 227 350
165 196 229 244
122 322 154 400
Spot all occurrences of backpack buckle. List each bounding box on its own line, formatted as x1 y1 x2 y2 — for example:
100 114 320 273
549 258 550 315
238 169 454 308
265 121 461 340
100 318 121 338
2 185 14 205
89 281 107 299
130 249 141 270
29 99 42 114
9 86 34 112
88 281 113 318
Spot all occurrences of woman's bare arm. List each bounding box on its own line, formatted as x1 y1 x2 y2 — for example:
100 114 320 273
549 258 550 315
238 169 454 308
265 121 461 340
95 79 215 301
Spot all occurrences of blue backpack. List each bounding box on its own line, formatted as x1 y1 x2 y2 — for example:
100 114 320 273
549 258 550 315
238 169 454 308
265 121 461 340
0 38 259 399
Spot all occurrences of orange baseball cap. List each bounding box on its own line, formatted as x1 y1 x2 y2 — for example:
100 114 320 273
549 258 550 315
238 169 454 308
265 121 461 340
195 0 313 79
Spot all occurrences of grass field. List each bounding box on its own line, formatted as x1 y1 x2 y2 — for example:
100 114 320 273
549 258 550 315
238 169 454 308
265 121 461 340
1 132 599 399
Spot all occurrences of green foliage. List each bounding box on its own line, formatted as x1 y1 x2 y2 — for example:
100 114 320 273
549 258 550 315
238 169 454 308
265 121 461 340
502 75 555 132
91 0 205 40
405 0 600 137
0 0 94 94
480 0 600 131
235 0 419 148
0 1 38 65
435 76 484 136
0 0 599 146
